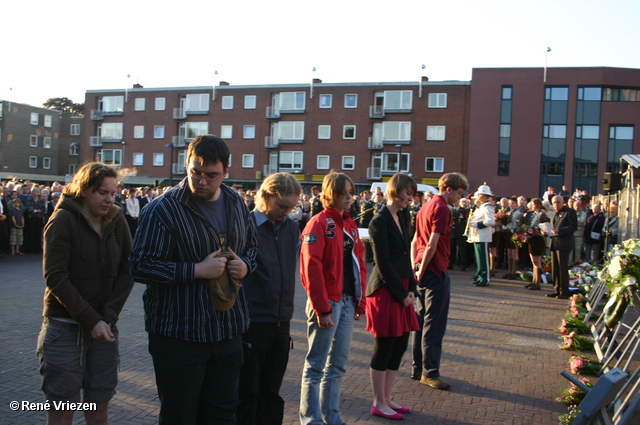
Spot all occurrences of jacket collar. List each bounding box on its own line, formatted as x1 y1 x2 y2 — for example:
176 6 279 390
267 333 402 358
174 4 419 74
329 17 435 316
57 193 121 230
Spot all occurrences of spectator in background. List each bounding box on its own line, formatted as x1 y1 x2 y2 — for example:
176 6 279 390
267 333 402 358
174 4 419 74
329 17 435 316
9 198 24 255
570 199 587 264
25 187 45 253
309 185 323 217
584 204 605 263
125 188 141 237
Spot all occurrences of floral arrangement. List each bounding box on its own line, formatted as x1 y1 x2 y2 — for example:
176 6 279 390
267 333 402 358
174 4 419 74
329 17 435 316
495 209 511 227
517 268 533 282
568 354 602 376
598 239 640 327
541 256 552 274
558 317 590 335
559 331 594 351
569 263 599 289
556 378 593 405
510 224 538 249
558 406 581 425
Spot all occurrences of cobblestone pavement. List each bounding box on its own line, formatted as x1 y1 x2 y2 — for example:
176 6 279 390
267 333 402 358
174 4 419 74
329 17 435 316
1 254 580 424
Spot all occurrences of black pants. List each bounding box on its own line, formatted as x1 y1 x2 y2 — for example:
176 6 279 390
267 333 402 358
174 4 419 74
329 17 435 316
551 249 571 296
370 333 410 371
237 322 291 425
148 333 243 425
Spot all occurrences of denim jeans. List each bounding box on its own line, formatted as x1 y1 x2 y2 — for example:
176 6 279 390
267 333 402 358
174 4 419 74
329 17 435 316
300 295 355 425
416 270 450 378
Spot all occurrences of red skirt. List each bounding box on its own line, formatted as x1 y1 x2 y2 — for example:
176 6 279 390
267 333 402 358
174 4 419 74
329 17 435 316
366 279 420 338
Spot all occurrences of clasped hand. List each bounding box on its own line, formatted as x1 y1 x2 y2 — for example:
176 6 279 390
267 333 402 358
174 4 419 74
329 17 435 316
194 248 248 280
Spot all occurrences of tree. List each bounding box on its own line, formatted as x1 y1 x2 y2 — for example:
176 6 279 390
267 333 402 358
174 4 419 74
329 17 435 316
43 97 84 116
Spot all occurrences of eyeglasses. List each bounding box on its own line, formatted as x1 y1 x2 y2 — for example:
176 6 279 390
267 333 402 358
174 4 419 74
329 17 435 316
189 169 222 183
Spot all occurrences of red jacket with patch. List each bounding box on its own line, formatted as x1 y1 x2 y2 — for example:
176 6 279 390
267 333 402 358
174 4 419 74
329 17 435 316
300 208 367 316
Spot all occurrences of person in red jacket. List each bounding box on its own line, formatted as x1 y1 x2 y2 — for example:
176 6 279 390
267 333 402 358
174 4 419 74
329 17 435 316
299 172 367 425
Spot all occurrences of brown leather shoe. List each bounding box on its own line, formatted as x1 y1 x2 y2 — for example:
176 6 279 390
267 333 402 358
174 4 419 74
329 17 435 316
420 376 451 390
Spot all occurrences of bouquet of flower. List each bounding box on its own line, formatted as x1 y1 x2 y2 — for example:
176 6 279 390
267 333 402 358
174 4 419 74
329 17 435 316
569 294 587 309
495 209 511 227
598 239 640 327
517 269 533 282
569 263 600 288
511 225 529 248
556 378 593 405
568 354 602 376
558 406 581 425
560 332 595 351
558 317 590 335
541 256 552 274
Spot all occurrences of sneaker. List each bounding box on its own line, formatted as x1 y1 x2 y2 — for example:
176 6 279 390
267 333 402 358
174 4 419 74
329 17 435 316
420 376 451 390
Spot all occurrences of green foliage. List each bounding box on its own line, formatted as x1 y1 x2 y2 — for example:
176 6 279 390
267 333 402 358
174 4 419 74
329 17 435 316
43 97 84 116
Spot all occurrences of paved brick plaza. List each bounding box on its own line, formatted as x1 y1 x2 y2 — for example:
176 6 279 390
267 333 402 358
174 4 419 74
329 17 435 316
1 254 578 424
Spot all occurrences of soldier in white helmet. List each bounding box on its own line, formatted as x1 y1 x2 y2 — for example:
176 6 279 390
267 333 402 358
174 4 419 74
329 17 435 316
466 183 495 286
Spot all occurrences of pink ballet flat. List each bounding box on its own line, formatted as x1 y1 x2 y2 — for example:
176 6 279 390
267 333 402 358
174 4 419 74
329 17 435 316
371 405 404 420
392 406 411 414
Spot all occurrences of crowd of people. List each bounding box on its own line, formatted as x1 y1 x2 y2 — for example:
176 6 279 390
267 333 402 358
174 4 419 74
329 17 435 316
4 133 621 425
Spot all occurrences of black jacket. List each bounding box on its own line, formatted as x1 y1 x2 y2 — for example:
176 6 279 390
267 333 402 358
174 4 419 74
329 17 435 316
366 206 416 303
550 206 577 251
241 211 300 323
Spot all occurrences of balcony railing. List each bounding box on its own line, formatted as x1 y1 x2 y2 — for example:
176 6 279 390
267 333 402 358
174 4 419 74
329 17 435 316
172 136 186 147
264 136 278 148
89 136 102 147
369 106 384 118
172 163 186 174
368 137 383 149
265 106 280 119
90 110 104 120
173 108 186 119
367 167 381 180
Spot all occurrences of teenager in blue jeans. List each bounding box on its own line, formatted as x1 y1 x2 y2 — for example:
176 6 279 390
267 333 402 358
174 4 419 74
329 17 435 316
299 172 367 425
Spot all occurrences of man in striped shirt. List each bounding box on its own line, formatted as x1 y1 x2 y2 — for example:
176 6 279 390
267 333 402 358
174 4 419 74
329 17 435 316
130 135 258 425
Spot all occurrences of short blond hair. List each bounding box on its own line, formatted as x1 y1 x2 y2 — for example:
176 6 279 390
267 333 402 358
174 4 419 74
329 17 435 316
386 173 417 200
321 172 354 208
438 173 469 193
255 172 302 213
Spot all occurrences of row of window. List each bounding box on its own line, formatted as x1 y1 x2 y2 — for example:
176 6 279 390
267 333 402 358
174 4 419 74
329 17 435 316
29 135 52 148
99 91 449 114
30 113 53 127
95 122 448 142
28 156 52 169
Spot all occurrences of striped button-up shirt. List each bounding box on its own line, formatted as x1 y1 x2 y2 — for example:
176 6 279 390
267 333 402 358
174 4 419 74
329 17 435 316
129 179 257 343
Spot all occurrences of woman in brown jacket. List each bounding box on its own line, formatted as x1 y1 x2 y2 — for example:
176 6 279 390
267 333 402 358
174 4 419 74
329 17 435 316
37 162 134 425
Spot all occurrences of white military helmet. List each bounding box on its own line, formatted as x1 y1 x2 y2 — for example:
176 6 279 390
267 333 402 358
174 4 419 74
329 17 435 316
475 182 493 197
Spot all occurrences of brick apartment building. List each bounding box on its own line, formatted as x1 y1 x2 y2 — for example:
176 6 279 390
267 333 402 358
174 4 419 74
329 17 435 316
467 67 640 198
82 79 470 191
0 101 82 183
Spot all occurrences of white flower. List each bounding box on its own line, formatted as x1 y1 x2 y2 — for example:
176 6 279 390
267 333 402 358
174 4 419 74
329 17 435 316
608 256 622 277
622 275 636 287
589 270 597 277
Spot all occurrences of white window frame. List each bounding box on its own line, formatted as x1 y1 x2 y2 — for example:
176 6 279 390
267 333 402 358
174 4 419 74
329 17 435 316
30 135 38 147
343 125 356 140
221 96 234 110
243 125 255 139
342 155 355 170
279 92 305 111
44 115 53 127
275 122 304 141
70 124 80 135
244 95 257 109
154 125 165 139
30 113 39 125
69 145 79 156
185 93 210 112
181 122 209 140
277 151 303 170
381 152 410 173
153 153 164 166
383 91 412 110
155 97 166 111
29 156 37 168
425 157 444 173
100 96 124 113
377 122 411 142
426 126 446 141
69 164 77 174
43 157 51 169
100 149 122 167
133 153 144 166
100 123 124 140
428 93 447 108
344 94 358 108
319 94 332 108
318 125 331 140
134 98 146 111
317 155 330 170
242 154 254 168
220 125 233 139
134 125 144 139
43 136 52 149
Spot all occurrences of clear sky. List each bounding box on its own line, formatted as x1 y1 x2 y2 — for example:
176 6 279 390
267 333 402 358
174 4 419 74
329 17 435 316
2 0 639 107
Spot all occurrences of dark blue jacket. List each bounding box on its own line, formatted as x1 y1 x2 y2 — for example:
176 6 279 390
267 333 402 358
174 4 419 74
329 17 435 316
242 210 300 323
